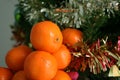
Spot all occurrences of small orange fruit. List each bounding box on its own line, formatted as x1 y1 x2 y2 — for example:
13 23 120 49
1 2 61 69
0 67 13 80
62 28 83 47
12 71 27 80
30 21 63 53
5 45 32 71
24 51 58 80
52 70 71 80
53 44 71 69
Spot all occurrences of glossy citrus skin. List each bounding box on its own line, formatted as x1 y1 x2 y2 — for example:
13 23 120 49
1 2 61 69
0 67 13 80
52 70 71 80
53 44 71 69
62 28 83 47
24 51 58 80
12 71 27 80
5 45 32 71
30 21 63 53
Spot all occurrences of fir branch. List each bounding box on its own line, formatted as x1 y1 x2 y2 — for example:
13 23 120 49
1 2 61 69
18 0 120 27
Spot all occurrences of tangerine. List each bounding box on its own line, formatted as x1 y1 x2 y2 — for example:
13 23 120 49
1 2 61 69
24 51 58 80
53 44 71 69
0 67 13 80
5 45 32 71
12 70 27 80
62 28 83 47
52 70 71 80
30 21 63 53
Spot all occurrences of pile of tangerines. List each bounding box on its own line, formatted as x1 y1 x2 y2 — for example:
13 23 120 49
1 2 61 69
0 21 83 80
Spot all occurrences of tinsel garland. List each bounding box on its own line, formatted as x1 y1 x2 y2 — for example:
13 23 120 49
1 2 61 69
67 37 120 74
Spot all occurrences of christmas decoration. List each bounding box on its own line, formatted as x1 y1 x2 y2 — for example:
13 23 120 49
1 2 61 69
108 65 120 77
8 0 120 79
67 71 79 80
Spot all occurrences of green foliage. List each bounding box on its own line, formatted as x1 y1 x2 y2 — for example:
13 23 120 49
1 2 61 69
17 0 120 26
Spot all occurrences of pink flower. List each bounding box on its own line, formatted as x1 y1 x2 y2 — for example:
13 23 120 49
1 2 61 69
67 72 79 80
